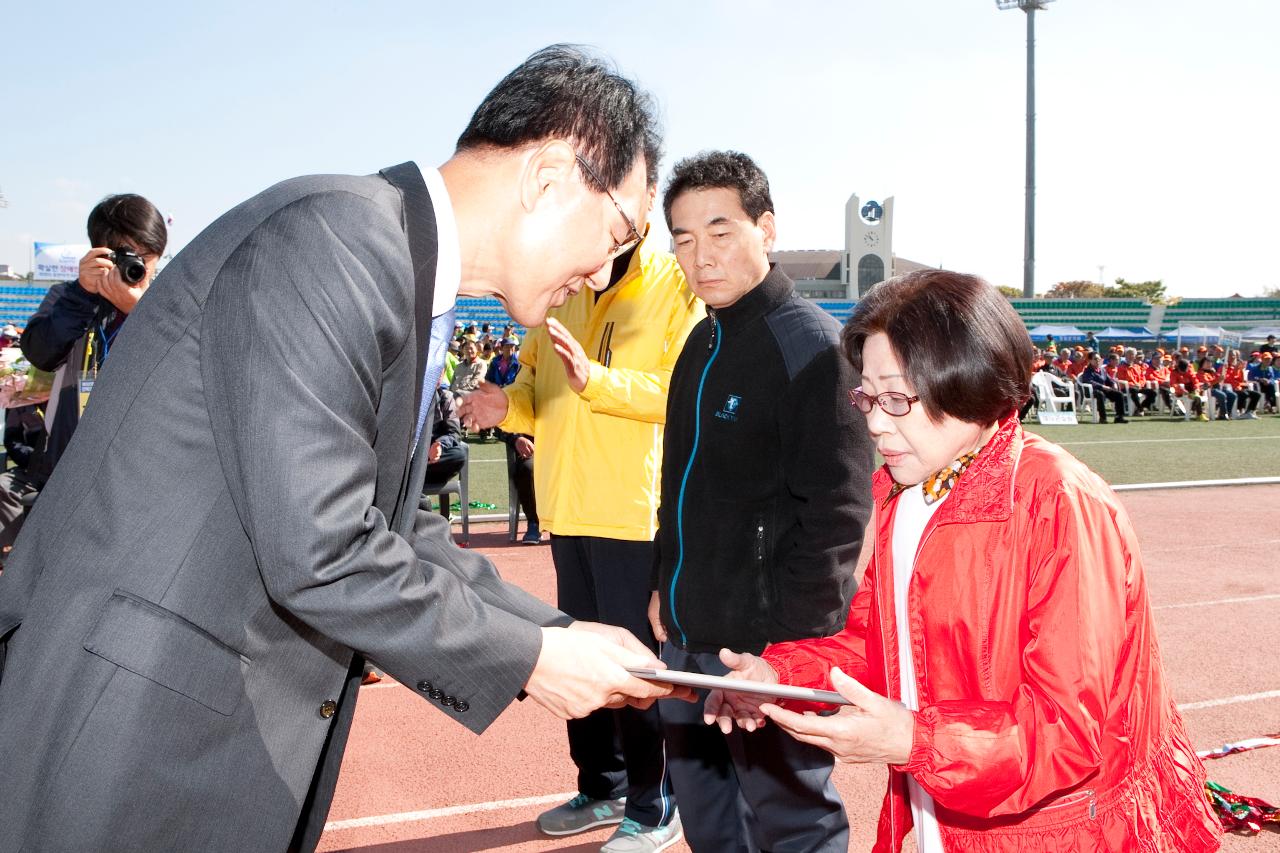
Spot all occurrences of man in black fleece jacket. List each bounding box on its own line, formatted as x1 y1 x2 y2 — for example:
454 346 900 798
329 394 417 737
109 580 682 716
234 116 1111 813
647 151 873 852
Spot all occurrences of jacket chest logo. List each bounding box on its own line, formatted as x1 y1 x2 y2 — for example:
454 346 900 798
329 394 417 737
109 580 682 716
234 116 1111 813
715 394 742 422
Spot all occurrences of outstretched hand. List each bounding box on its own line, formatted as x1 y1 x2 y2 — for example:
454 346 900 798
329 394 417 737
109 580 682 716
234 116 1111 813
759 667 915 765
457 382 509 431
524 623 694 720
703 647 779 734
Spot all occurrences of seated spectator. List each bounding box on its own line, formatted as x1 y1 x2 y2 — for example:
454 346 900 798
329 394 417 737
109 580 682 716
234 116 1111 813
1221 349 1260 419
1116 347 1156 416
450 340 486 401
1066 349 1088 378
485 338 521 388
1260 334 1277 355
1170 358 1206 420
505 433 540 544
477 336 539 543
1080 354 1128 423
1147 355 1175 412
1051 348 1073 376
0 405 46 556
421 382 466 504
1196 356 1235 421
1247 352 1277 411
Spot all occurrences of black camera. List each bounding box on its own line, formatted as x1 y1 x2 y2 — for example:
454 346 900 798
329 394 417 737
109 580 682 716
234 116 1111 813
108 248 148 284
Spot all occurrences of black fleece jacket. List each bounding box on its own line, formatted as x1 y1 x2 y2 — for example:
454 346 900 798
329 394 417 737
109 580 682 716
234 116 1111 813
652 266 874 655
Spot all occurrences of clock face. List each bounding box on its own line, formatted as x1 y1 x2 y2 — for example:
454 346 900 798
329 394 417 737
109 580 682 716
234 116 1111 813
863 230 880 247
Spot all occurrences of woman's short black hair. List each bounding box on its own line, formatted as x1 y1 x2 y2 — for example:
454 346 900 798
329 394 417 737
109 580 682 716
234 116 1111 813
842 270 1034 424
87 194 167 257
661 150 773 230
456 44 662 191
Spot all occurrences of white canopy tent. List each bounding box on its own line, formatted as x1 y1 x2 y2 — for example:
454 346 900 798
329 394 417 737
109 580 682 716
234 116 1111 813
1027 324 1086 343
1096 326 1154 339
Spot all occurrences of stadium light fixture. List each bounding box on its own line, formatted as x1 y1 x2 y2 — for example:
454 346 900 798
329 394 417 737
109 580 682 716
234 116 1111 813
997 0 1056 297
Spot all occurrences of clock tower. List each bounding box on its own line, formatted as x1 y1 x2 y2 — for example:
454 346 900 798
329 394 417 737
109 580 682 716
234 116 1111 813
842 193 893 298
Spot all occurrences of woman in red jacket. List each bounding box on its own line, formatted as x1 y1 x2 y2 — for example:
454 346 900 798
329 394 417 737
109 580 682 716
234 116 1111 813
706 270 1220 853
1222 349 1261 418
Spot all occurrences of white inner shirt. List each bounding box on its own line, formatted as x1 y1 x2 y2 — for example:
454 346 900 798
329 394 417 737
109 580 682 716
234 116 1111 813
889 483 947 853
416 164 461 317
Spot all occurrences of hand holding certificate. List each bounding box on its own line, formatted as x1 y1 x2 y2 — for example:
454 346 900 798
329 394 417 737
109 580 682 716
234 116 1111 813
628 647 852 735
625 667 850 706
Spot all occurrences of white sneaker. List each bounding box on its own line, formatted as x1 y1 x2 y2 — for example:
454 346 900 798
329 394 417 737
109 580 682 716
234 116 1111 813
601 812 683 853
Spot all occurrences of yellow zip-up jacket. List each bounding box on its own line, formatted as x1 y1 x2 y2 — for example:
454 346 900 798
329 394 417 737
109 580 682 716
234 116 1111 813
500 242 703 541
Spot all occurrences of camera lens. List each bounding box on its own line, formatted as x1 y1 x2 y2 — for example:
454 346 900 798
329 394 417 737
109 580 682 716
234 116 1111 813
120 258 146 284
110 248 148 284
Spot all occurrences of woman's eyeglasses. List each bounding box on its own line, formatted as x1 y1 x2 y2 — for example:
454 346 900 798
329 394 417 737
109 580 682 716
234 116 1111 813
849 387 921 417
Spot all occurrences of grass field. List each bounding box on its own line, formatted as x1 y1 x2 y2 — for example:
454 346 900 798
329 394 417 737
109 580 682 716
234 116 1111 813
447 414 1280 523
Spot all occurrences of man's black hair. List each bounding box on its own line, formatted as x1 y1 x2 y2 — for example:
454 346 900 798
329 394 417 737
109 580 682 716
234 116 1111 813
662 150 774 230
87 194 167 257
457 44 662 191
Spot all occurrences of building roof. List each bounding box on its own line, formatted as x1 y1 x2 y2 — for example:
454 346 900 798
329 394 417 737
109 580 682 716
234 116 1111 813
770 250 841 281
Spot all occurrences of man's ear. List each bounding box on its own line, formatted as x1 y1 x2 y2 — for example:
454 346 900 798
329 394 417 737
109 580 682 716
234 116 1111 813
757 210 777 253
520 139 579 214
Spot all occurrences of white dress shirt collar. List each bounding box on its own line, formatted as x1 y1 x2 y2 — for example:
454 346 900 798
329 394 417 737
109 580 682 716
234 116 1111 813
416 164 461 317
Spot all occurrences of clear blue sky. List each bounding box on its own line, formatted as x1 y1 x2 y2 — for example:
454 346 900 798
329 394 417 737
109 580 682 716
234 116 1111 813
3 0 1276 297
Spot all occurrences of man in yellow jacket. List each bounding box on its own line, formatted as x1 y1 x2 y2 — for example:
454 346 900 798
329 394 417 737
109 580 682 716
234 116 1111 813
461 177 702 852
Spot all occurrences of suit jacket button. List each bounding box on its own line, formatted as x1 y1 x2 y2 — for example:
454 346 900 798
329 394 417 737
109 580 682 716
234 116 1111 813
454 701 469 713
442 695 456 707
428 689 444 701
416 681 433 693
319 700 337 719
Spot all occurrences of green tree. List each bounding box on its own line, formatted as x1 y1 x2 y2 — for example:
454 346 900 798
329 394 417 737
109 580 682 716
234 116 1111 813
996 285 1022 299
1045 280 1106 299
1109 278 1166 303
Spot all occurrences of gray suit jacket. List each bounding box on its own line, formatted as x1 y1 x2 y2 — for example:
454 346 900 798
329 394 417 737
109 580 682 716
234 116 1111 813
0 164 569 853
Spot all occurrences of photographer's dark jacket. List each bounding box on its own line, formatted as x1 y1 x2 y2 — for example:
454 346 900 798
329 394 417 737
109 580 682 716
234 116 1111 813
653 265 874 655
19 279 125 485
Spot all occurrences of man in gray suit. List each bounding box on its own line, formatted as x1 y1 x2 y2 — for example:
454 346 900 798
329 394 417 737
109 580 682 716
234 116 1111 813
0 45 684 853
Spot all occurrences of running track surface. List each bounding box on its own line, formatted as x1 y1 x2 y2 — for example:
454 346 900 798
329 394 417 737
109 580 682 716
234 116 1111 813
319 485 1280 852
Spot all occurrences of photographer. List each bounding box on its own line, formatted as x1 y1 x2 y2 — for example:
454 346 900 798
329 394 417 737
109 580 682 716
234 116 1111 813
19 193 166 484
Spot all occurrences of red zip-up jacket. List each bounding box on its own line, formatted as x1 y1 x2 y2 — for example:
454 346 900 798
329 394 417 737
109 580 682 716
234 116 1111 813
763 416 1220 852
1221 363 1248 389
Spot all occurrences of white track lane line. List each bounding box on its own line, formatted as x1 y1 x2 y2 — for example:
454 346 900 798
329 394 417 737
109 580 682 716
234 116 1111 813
1177 691 1280 712
1143 539 1280 555
325 791 575 832
1058 436 1280 447
1154 593 1280 610
1112 477 1280 491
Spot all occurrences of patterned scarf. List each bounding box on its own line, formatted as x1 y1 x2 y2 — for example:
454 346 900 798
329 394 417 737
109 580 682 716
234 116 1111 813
885 450 980 507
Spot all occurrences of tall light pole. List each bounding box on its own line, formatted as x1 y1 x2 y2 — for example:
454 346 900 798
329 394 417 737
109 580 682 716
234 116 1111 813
997 0 1054 298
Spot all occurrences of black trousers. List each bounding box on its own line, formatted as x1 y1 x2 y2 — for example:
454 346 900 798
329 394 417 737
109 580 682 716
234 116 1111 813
550 535 673 826
1234 387 1262 413
1260 381 1277 409
421 444 467 517
1127 386 1157 413
1093 387 1127 422
504 436 537 527
659 645 848 852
